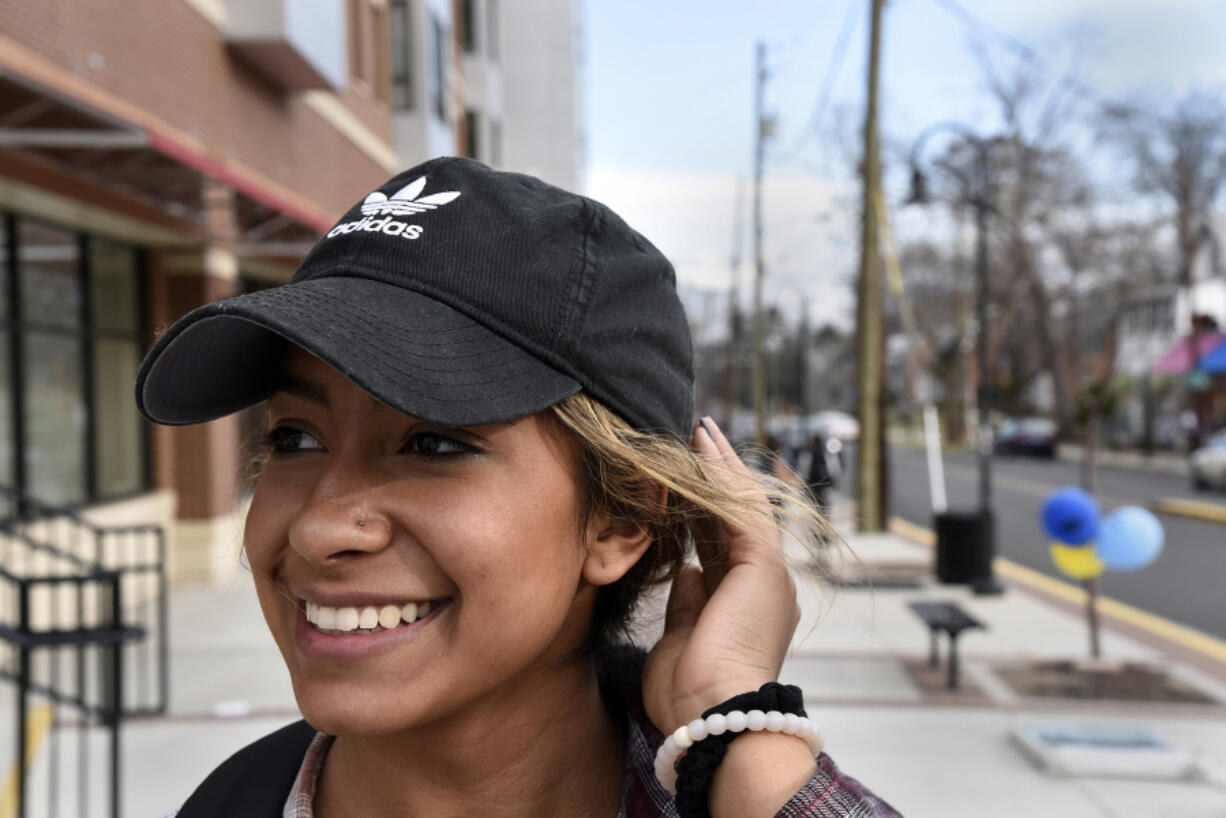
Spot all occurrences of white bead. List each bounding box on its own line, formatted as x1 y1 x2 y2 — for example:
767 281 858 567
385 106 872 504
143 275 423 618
688 718 708 742
783 713 800 734
765 711 786 732
706 713 728 735
725 710 747 732
811 724 826 754
662 739 683 761
672 725 693 749
746 709 767 731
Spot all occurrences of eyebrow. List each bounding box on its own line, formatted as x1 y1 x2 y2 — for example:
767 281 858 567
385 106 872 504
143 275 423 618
269 372 330 408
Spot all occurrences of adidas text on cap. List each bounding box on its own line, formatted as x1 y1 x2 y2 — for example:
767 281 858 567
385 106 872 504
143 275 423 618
136 157 695 438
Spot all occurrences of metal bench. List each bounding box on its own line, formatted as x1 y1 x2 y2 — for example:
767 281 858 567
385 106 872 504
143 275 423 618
907 601 986 690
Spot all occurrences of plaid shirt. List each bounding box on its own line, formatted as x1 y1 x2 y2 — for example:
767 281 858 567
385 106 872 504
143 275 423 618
280 703 900 817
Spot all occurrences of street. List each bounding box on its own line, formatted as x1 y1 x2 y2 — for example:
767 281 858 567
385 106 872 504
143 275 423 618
843 445 1226 641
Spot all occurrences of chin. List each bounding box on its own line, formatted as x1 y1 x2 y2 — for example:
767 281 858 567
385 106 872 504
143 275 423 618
292 677 431 737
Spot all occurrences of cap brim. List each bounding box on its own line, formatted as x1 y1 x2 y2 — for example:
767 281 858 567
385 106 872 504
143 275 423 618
136 277 582 426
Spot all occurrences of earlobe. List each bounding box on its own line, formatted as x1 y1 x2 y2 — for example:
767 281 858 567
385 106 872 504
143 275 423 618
582 514 655 587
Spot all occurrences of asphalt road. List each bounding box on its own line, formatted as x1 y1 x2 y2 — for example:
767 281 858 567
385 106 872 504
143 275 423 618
842 444 1226 641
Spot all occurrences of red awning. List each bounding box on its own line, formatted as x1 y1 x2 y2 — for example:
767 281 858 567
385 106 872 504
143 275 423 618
0 68 326 256
1150 332 1226 375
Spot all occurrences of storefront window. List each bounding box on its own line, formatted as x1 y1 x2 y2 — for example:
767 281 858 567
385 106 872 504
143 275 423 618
18 221 85 505
91 239 145 498
1 217 148 506
0 219 12 489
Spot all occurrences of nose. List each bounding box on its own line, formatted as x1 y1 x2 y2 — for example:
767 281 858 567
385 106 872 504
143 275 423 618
287 479 394 565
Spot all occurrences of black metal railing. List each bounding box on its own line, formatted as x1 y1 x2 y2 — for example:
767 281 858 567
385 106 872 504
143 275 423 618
0 485 168 818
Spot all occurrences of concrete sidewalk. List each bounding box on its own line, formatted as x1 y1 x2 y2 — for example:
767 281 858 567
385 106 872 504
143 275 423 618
114 509 1226 817
780 497 1226 817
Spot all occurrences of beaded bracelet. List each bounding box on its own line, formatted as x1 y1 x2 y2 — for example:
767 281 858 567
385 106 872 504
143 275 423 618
653 708 825 795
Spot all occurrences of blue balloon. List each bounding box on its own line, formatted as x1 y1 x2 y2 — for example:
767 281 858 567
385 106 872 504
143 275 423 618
1040 487 1100 545
1095 507 1164 571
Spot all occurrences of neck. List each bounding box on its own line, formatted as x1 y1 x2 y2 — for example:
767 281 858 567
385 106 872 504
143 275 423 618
315 658 624 818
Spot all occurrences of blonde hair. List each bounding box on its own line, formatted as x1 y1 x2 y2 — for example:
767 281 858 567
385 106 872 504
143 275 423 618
547 393 838 651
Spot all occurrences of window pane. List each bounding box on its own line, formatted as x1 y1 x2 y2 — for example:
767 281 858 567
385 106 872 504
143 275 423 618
390 0 414 111
94 338 145 497
0 216 9 320
19 220 80 329
465 109 480 160
430 14 446 121
23 330 85 505
461 0 476 52
0 333 12 488
91 240 139 333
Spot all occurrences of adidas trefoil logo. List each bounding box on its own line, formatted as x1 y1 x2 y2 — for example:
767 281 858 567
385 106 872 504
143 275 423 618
360 176 461 216
325 176 462 241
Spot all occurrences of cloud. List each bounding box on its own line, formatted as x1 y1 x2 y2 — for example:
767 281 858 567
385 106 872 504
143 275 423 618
587 168 859 328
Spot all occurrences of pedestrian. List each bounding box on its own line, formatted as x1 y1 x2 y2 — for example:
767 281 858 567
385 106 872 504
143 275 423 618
803 434 833 514
138 158 899 817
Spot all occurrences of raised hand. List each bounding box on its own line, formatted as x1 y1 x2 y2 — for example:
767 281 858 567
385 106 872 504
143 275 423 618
642 417 802 731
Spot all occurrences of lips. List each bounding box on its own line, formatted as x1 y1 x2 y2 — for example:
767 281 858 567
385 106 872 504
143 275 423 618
293 596 451 662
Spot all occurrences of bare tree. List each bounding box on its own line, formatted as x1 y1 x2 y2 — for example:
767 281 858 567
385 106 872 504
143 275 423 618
1100 92 1226 288
1099 92 1226 443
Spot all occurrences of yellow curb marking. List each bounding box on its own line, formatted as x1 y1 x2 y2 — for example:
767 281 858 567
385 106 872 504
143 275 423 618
886 516 1226 665
0 703 54 818
1151 497 1226 525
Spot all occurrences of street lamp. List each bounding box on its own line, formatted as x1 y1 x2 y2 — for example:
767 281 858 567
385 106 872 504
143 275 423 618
906 122 1003 595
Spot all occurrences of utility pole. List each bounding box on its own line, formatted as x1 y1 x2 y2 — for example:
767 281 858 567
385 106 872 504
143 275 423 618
752 41 768 446
724 179 746 428
855 0 885 531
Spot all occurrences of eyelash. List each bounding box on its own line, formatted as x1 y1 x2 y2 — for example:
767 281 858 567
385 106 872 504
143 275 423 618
263 426 476 458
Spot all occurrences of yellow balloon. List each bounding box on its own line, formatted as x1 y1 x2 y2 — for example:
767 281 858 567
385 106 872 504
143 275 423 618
1049 542 1106 580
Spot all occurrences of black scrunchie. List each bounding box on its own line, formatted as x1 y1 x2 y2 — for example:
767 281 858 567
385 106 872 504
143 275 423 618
672 682 807 818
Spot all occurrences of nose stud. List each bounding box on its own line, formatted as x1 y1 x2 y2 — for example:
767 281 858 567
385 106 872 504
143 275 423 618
356 519 366 528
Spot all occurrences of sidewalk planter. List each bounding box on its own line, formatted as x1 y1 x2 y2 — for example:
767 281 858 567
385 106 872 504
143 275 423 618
934 510 995 585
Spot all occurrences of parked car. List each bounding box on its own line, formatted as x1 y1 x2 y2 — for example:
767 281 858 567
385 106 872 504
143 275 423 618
994 417 1058 458
1190 431 1226 490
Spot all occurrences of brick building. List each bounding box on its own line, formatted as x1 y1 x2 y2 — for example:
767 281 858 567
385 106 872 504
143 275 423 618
0 0 581 583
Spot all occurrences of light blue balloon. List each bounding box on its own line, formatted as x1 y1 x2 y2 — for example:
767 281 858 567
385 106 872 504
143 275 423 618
1040 487 1100 545
1094 507 1164 571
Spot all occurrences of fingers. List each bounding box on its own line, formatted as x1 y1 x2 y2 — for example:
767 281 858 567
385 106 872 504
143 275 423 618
691 416 753 479
690 418 779 565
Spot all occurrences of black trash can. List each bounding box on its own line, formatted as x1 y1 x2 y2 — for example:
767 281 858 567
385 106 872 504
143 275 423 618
934 510 994 584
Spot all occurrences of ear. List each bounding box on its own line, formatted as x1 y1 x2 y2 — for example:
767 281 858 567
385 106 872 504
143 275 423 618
581 510 656 586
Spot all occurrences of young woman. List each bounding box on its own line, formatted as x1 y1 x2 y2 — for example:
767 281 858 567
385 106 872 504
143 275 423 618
140 158 899 817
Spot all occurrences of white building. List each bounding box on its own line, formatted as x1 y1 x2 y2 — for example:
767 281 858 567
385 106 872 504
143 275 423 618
387 0 585 191
498 0 585 190
1114 279 1226 378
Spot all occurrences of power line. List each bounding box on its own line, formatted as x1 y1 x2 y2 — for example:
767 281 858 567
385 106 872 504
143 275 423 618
778 0 861 160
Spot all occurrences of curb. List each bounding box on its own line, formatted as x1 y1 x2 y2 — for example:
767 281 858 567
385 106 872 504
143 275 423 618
1057 443 1190 477
885 516 1226 666
1150 497 1226 525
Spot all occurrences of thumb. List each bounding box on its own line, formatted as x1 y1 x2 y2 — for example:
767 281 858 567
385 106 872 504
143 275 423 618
663 565 708 637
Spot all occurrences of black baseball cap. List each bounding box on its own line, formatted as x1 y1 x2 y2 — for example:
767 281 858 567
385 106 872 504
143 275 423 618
136 157 694 438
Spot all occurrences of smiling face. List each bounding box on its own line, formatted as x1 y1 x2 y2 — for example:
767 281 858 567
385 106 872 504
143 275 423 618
245 347 602 736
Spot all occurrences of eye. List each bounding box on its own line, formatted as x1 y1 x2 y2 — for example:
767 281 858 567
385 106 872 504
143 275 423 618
266 425 324 454
402 430 475 457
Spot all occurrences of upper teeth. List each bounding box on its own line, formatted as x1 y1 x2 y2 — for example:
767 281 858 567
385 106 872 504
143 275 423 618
305 601 433 632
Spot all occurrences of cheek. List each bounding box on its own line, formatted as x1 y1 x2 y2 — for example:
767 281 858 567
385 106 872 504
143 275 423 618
437 476 588 607
243 476 297 575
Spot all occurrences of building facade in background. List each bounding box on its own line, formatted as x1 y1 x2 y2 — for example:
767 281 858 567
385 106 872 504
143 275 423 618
0 0 583 584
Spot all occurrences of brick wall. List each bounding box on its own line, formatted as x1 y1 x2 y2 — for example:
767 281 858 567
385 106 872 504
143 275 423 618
1 0 396 218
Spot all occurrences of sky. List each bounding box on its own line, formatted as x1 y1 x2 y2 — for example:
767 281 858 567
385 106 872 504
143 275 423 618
581 0 1226 332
